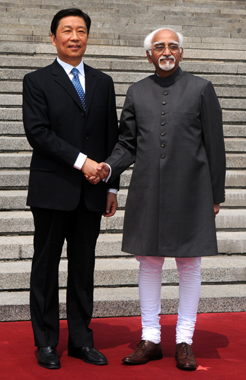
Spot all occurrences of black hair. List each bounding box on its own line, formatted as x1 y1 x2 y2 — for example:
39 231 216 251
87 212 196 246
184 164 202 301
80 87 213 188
50 8 91 36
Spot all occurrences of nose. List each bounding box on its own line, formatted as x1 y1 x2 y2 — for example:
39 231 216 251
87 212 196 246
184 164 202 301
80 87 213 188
162 46 172 54
70 30 79 40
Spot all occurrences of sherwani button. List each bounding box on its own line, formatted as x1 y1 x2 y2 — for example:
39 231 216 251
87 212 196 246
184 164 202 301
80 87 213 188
160 132 165 136
164 91 168 95
161 122 165 126
161 144 165 148
160 154 165 159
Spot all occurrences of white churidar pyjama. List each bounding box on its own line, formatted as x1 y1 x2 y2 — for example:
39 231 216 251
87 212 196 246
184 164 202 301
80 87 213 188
136 255 201 345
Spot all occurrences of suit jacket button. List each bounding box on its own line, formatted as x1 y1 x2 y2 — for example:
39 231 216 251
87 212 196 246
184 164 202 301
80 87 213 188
85 135 89 140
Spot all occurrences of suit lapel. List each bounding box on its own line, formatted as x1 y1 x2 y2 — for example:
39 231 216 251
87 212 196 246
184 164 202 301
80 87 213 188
51 60 84 112
84 63 97 115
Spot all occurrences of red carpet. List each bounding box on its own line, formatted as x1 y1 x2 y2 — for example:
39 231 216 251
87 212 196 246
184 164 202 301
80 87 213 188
1 312 245 380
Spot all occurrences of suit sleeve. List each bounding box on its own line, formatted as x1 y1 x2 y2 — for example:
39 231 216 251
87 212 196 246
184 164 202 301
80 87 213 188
201 81 226 204
23 73 80 167
104 77 120 190
106 86 137 182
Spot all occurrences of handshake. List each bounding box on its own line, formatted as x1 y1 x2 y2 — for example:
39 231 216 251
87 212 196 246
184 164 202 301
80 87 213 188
82 157 110 184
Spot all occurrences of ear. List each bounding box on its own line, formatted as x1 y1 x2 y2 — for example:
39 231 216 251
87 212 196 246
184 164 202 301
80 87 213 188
146 50 153 64
179 47 184 62
50 33 56 47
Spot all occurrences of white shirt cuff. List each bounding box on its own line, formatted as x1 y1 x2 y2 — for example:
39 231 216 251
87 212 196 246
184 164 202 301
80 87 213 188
73 153 87 170
103 164 117 193
103 163 112 183
108 188 118 194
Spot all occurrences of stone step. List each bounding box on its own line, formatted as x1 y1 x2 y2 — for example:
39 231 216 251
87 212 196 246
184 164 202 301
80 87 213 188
223 125 246 137
215 209 246 230
0 82 22 94
1 107 246 127
224 138 246 152
0 136 245 153
0 189 126 210
0 152 245 170
0 210 122 235
1 122 246 141
0 123 242 139
0 122 25 135
226 170 246 188
0 208 246 236
2 7 246 30
2 28 246 46
0 20 245 42
1 110 244 128
226 153 246 169
1 64 246 86
0 137 30 151
0 188 246 211
0 154 31 169
0 282 245 321
1 87 246 110
2 57 246 79
0 233 126 260
224 189 246 207
1 0 244 9
0 255 244 291
0 230 246 261
3 12 245 32
1 41 246 61
0 169 246 190
0 170 29 190
109 72 246 87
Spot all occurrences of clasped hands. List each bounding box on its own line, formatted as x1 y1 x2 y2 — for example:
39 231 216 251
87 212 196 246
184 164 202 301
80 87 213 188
82 157 109 184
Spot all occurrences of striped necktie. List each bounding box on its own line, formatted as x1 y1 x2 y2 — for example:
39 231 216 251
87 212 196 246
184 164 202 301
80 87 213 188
71 68 86 111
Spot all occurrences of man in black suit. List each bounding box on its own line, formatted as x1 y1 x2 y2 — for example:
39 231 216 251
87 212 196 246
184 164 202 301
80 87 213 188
23 8 119 369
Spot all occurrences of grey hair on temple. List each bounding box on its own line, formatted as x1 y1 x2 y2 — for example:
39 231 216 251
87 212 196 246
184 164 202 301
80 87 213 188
144 28 184 51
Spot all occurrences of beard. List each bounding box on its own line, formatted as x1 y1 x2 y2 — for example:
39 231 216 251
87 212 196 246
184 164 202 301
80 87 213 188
158 55 176 71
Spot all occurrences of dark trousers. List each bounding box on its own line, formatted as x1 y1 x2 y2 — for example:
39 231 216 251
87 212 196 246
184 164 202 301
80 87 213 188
30 196 102 348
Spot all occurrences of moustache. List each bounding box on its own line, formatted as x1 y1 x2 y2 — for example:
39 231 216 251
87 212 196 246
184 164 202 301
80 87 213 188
159 55 175 62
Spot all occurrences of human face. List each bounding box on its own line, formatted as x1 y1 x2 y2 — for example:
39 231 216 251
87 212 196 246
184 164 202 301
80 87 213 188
146 29 183 78
51 16 88 66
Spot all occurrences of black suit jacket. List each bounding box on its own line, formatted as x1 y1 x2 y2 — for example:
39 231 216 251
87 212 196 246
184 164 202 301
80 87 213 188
23 59 119 212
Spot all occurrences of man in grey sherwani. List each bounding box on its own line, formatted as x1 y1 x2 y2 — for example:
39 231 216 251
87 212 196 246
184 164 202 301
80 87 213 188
92 27 226 371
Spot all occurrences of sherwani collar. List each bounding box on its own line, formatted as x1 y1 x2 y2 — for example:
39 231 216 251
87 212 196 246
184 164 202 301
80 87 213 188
152 66 183 87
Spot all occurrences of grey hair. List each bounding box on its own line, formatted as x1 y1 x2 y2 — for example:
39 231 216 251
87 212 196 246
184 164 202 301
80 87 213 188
144 28 184 51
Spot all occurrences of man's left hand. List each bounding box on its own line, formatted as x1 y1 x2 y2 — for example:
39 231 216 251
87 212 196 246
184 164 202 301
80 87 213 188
103 192 118 217
214 203 220 217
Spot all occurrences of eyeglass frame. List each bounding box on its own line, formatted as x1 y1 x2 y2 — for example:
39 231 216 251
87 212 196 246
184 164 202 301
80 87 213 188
152 43 181 54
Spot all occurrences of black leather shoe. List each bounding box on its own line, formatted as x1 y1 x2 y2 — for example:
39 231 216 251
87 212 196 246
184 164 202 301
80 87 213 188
68 347 108 365
37 346 61 369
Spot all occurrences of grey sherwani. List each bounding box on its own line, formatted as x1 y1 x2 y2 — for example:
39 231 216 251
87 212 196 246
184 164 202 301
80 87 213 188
107 67 226 257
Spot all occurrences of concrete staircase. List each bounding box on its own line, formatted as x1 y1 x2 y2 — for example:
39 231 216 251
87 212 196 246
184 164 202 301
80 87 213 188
0 0 246 321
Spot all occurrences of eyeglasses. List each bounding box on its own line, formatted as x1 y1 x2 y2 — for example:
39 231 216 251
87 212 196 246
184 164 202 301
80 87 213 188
153 44 180 53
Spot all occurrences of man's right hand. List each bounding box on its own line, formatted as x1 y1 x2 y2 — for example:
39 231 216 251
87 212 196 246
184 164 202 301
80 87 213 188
82 159 109 184
81 158 102 178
